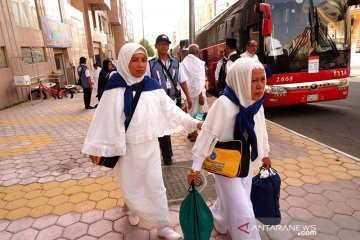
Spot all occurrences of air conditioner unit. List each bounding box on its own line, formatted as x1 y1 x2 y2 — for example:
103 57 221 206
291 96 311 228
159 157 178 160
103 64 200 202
14 75 31 85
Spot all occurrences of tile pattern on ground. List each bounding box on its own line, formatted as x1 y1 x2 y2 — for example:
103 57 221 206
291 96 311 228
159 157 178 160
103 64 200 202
1 94 360 239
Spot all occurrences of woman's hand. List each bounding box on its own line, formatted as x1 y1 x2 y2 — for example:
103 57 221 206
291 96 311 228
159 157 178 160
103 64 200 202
89 155 100 162
199 94 204 106
187 170 200 186
187 98 193 110
262 157 271 169
196 122 203 130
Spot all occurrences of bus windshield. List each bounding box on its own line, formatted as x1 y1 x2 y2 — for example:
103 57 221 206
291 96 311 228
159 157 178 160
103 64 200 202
265 0 350 73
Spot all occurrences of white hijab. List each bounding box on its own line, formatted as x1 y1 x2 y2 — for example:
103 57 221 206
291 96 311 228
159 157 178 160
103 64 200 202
226 58 265 107
192 57 270 162
117 43 147 85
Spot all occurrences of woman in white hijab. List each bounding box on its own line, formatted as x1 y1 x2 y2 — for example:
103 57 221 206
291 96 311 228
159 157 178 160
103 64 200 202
82 43 202 240
188 58 271 239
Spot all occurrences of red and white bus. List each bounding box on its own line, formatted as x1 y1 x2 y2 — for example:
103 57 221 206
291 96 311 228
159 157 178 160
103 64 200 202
195 0 357 107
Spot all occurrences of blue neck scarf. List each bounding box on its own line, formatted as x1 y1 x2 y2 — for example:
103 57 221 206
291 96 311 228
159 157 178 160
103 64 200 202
105 73 162 129
221 86 265 161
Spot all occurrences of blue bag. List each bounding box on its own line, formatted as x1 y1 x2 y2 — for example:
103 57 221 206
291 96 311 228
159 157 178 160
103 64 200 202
250 167 281 225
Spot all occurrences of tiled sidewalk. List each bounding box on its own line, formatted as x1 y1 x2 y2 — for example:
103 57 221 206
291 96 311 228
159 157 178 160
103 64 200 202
0 93 360 239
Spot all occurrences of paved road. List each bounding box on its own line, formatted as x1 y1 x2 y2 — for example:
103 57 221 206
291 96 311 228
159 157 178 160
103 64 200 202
265 76 360 159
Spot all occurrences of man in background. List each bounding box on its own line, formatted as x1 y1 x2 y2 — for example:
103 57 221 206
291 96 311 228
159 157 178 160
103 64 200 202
214 50 228 92
78 57 95 109
224 38 240 74
241 40 259 59
180 44 207 142
146 34 192 165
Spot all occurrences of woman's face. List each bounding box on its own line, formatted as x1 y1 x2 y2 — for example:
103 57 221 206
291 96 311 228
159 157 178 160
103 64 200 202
251 68 266 100
108 61 113 71
128 53 147 78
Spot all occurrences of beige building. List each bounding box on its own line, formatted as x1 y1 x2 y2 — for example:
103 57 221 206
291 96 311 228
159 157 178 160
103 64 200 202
215 0 237 16
195 0 215 31
0 0 130 109
195 0 239 31
350 5 360 66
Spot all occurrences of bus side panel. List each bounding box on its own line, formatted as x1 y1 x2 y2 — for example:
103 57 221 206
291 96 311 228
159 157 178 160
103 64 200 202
265 85 349 107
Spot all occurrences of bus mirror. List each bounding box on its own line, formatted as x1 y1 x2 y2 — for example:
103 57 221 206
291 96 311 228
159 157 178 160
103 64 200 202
258 3 271 18
263 19 272 36
258 3 272 36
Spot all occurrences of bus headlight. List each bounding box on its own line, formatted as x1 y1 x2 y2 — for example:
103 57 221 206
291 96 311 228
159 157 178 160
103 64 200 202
265 85 287 95
338 79 348 87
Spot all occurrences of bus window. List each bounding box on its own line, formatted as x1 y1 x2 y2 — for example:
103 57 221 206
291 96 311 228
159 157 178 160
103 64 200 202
249 26 259 47
218 23 226 42
208 28 217 46
226 18 232 38
226 13 241 39
266 0 350 71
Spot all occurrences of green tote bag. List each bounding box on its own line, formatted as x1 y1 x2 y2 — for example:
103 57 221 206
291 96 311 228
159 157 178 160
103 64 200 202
179 182 214 240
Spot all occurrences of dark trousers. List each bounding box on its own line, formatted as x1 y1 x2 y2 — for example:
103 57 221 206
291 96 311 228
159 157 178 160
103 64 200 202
158 135 173 164
83 88 92 107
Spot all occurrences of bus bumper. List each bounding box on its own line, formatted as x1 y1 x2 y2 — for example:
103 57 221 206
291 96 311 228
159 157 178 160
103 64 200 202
264 78 349 107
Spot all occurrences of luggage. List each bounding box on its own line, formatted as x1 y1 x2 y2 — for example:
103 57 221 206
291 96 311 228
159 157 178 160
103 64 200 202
251 167 281 225
179 182 214 240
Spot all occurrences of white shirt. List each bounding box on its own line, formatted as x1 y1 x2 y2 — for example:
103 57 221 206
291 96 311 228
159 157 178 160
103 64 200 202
226 51 239 74
215 58 227 81
240 51 259 60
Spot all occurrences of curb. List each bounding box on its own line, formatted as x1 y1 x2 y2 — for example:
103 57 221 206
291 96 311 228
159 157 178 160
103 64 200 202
267 120 360 162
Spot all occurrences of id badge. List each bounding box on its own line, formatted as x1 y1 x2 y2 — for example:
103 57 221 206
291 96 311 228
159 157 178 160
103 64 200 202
166 81 171 89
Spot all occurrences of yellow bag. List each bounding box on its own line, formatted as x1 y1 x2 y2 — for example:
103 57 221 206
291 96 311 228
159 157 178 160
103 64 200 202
202 140 250 178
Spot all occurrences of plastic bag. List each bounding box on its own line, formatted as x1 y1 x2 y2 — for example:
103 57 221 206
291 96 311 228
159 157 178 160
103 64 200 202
195 105 207 121
179 182 214 240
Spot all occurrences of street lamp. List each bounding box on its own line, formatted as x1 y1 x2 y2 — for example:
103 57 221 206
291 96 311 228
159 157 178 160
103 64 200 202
189 0 195 44
141 0 145 41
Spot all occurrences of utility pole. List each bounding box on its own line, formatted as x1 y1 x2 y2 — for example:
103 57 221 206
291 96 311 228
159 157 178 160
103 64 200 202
141 0 145 41
189 0 195 44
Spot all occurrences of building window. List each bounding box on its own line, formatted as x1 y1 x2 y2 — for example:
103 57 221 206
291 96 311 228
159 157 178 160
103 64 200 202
92 11 97 29
98 15 102 31
21 47 46 64
101 17 108 33
356 27 360 53
11 0 39 28
0 47 8 68
107 50 112 59
43 0 61 21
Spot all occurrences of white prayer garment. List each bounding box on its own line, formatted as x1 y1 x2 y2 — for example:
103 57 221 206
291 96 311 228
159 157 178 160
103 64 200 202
82 43 199 227
191 58 270 239
180 54 208 117
240 51 259 60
